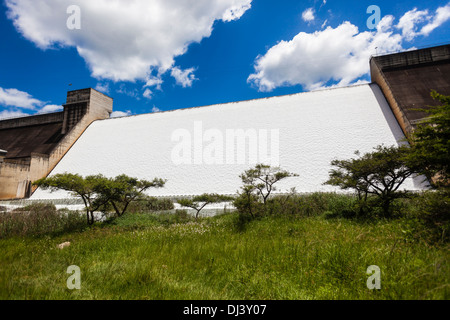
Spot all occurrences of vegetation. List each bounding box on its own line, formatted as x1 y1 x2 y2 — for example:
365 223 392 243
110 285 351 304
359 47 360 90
34 173 166 225
0 203 448 300
234 164 298 218
324 145 414 216
126 196 175 213
0 203 85 238
2 91 447 300
177 194 234 220
103 175 166 217
408 91 450 189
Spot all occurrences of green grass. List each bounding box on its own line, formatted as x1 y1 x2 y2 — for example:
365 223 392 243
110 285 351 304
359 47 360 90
0 211 448 300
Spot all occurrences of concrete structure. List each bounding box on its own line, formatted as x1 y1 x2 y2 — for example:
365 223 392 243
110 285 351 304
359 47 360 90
30 83 426 200
0 88 113 199
2 45 449 201
371 44 450 137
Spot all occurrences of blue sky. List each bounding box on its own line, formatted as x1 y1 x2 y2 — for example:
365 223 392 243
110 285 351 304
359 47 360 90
0 0 449 119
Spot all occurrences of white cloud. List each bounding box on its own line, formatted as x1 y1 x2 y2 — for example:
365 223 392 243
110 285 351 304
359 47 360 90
95 82 110 94
37 104 63 114
0 87 64 118
420 3 450 36
222 2 252 21
110 110 132 118
143 89 153 100
397 4 450 41
145 76 163 91
0 109 28 120
0 87 43 109
170 67 197 88
248 3 450 92
396 8 429 41
302 8 315 22
5 0 252 83
151 106 161 113
248 17 403 92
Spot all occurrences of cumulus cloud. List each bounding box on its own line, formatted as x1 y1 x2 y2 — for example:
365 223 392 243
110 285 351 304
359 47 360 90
0 109 28 120
151 106 162 113
248 16 402 92
5 0 252 84
0 87 43 109
110 110 132 118
248 4 450 92
302 8 315 22
420 4 450 36
170 67 197 88
143 88 153 100
37 104 63 114
397 4 450 41
397 9 429 41
145 76 163 91
0 86 64 118
95 82 110 94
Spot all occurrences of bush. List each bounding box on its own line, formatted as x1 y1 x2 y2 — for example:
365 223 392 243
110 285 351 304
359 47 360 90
0 203 85 238
234 192 359 219
127 197 174 213
233 188 264 218
325 145 414 217
409 191 450 244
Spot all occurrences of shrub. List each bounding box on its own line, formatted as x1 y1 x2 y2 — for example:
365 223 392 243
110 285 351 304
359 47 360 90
0 203 85 238
177 194 234 220
410 191 450 244
324 145 414 217
127 197 175 213
34 173 167 224
408 91 450 189
234 164 298 218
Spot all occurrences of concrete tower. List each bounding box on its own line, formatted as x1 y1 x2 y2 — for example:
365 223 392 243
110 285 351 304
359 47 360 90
0 88 113 199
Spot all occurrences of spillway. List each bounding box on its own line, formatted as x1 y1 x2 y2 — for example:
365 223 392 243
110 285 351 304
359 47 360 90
31 83 426 200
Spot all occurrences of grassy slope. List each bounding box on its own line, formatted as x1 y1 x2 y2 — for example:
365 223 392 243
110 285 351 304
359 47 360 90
0 213 448 300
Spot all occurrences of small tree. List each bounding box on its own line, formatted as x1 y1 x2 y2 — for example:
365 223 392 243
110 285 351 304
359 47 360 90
106 175 166 217
235 164 298 217
239 164 298 205
325 145 414 216
177 193 234 220
409 91 450 189
34 173 111 225
34 173 166 224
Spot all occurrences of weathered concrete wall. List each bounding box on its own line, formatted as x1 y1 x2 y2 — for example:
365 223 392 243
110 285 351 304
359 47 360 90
0 88 113 199
370 44 450 137
370 59 413 137
0 160 31 199
0 112 64 130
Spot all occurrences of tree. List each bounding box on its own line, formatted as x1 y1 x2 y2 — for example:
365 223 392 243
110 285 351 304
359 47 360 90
325 145 414 216
34 173 166 224
106 175 166 217
177 194 234 220
239 164 298 205
234 164 298 217
409 91 450 189
34 173 111 225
